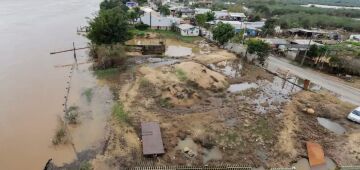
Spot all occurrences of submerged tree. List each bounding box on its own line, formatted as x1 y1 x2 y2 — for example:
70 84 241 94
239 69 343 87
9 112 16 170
87 7 132 44
247 39 271 66
212 23 235 45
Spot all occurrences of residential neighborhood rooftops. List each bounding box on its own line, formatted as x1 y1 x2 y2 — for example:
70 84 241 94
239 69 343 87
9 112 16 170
261 38 289 45
195 8 211 14
141 122 165 155
290 39 323 46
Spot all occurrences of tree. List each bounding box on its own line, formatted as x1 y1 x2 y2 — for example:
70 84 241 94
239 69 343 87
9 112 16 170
195 14 207 27
100 0 128 11
205 11 215 21
249 15 261 22
127 10 138 24
247 39 271 66
228 4 244 13
158 5 170 16
212 23 235 45
307 44 320 59
262 18 277 37
87 7 132 45
136 0 147 5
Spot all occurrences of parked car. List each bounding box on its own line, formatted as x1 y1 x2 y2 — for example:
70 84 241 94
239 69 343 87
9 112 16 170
347 107 360 123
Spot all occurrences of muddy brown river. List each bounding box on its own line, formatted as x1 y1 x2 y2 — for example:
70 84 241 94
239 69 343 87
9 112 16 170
0 0 106 169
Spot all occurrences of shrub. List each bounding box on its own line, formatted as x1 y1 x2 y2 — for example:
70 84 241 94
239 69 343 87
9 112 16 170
134 23 149 30
65 106 79 124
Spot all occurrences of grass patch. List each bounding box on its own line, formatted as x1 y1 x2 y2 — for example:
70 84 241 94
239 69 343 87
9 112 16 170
252 118 273 141
82 88 93 103
175 68 187 81
113 102 129 123
94 68 119 79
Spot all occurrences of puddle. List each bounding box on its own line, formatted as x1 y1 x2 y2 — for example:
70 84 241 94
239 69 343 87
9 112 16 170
144 57 180 68
203 147 222 164
317 117 346 135
209 59 243 78
251 77 302 114
227 82 258 93
165 45 192 57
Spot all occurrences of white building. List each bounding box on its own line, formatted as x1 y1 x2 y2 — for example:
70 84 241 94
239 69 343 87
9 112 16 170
349 34 360 41
140 10 182 30
177 24 199 36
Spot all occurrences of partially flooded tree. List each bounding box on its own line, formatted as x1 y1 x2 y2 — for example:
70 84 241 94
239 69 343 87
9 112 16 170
247 39 270 66
212 23 235 45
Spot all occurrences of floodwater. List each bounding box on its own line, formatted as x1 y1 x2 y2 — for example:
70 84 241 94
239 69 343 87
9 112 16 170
227 82 258 93
0 0 104 169
317 117 346 135
209 59 243 78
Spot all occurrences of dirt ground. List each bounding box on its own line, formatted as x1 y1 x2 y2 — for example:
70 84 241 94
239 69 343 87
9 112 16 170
89 39 360 169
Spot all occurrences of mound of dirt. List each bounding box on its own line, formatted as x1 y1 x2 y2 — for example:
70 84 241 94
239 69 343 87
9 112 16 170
175 62 229 92
194 50 237 64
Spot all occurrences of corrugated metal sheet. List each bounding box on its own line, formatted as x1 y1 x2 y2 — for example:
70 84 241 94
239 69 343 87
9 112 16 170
141 122 165 155
306 142 325 168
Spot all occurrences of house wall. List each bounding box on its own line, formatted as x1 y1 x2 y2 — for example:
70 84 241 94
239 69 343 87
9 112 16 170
140 12 180 29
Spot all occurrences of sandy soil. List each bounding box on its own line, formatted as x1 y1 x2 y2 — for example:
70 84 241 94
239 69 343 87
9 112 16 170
89 41 360 169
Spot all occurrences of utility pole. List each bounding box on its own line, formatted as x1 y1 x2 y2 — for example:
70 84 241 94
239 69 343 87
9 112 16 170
301 33 313 66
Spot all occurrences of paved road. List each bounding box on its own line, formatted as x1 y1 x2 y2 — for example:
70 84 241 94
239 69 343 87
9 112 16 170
268 56 360 105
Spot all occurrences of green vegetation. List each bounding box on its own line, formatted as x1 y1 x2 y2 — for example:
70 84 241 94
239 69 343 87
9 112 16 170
90 44 127 69
195 11 215 28
52 118 68 145
65 106 79 124
87 7 132 44
100 0 128 11
246 39 271 66
113 102 129 123
212 23 235 45
82 88 93 103
94 68 119 78
158 97 173 108
240 1 360 31
175 68 187 81
158 5 170 16
252 117 273 141
79 161 93 170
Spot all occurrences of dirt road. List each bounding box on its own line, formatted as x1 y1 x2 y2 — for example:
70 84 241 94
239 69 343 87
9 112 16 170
267 56 360 105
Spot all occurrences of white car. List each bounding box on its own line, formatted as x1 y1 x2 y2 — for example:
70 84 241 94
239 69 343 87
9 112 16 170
348 107 360 123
